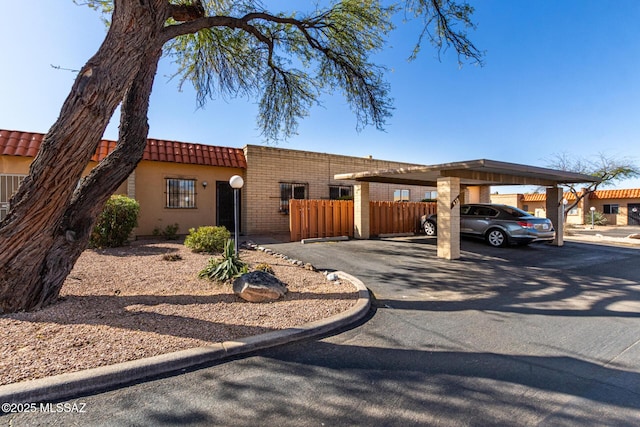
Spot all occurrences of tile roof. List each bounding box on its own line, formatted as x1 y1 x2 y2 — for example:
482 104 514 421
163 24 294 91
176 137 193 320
521 189 640 202
589 188 640 199
0 129 246 169
522 193 546 202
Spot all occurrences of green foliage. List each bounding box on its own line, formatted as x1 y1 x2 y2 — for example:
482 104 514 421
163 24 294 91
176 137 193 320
185 226 231 253
199 239 248 282
90 195 140 248
585 210 608 226
78 1 483 142
254 262 275 275
154 223 180 240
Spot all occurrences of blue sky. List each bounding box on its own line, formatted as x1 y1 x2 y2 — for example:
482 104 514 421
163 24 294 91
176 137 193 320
1 1 639 191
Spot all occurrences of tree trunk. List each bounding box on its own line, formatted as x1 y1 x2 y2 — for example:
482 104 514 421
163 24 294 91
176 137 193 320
37 48 163 308
0 0 168 313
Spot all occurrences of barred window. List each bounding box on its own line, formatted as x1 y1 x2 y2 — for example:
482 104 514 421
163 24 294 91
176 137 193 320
280 182 307 213
0 174 26 221
166 178 196 208
329 185 352 200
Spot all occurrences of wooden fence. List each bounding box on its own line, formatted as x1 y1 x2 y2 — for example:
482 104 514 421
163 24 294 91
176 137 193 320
289 200 436 241
370 201 437 236
289 199 354 241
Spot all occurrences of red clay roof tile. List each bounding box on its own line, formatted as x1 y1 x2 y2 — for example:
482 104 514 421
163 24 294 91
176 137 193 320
0 129 246 169
521 193 546 202
590 188 640 199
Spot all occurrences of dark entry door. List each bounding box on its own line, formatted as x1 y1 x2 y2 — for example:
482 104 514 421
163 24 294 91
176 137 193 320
217 181 240 232
628 204 640 226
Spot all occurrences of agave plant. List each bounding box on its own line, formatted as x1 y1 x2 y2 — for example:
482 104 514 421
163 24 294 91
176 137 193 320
198 239 248 282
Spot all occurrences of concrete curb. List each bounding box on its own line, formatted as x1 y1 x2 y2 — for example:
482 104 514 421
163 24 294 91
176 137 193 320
301 236 349 244
0 271 370 405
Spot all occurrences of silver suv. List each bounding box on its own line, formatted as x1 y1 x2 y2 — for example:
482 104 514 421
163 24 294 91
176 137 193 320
421 204 555 247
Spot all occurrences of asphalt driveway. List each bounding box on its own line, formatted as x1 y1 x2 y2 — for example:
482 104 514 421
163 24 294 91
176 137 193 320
7 237 640 426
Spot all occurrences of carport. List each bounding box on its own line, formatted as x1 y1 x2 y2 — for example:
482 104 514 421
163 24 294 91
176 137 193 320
335 159 598 260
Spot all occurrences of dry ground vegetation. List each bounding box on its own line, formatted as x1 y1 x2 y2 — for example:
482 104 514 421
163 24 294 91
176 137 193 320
0 240 357 386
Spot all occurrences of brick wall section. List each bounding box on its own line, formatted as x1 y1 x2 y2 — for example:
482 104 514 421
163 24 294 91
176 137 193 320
242 145 436 235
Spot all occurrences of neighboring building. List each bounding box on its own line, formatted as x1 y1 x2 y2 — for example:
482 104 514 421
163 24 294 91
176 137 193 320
0 129 436 237
0 130 246 235
242 144 435 235
490 190 640 226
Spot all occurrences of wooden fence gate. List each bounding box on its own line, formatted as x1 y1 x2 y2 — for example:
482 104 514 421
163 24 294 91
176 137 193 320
289 200 436 241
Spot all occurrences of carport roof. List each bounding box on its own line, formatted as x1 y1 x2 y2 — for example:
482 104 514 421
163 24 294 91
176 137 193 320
334 159 598 187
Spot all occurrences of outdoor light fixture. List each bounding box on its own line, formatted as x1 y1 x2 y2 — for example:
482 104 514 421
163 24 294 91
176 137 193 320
202 181 208 189
590 206 596 229
229 175 244 254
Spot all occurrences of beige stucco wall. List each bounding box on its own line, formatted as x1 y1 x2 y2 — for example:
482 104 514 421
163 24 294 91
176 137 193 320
132 161 244 236
0 156 31 174
1 155 244 236
588 198 636 226
490 193 521 208
242 145 436 235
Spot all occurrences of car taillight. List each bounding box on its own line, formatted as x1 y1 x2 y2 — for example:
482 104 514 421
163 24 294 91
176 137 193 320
517 221 535 229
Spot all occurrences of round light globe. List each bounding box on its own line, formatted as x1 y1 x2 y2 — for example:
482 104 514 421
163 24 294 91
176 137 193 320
590 206 596 212
229 175 244 189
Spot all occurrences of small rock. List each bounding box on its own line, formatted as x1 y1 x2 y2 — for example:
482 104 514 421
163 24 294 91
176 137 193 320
304 263 316 271
233 271 288 303
326 272 339 281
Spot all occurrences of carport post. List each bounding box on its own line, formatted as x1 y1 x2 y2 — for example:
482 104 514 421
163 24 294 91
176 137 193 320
437 177 461 260
353 182 370 239
545 186 564 246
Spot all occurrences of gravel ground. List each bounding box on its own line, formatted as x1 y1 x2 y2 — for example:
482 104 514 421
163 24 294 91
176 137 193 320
0 240 357 386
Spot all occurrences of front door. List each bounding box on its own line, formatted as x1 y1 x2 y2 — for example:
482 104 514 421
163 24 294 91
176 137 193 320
628 203 640 226
217 181 240 232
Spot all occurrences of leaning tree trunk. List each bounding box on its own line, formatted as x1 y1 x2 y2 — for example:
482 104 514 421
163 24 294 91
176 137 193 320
0 0 168 313
37 48 163 307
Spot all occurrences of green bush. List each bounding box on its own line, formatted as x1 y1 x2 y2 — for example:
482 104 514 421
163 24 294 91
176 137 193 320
585 210 608 226
254 262 275 275
184 226 230 253
154 223 180 240
199 239 248 282
90 195 140 248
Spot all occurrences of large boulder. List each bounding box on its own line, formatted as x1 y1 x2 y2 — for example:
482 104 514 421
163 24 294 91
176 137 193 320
233 271 288 303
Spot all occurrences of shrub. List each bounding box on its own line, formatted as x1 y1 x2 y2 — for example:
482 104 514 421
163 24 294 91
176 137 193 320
153 223 180 240
585 210 608 226
90 195 140 248
184 226 230 253
254 262 275 275
162 253 183 262
199 239 248 282
163 223 180 240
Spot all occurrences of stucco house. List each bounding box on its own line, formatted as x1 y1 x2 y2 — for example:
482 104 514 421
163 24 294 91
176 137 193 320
0 129 436 237
491 189 640 226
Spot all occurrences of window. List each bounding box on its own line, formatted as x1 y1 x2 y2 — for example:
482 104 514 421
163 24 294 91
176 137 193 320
394 189 410 202
165 178 196 208
0 174 26 221
424 190 437 201
568 207 579 216
329 185 352 200
280 182 307 213
603 204 619 214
